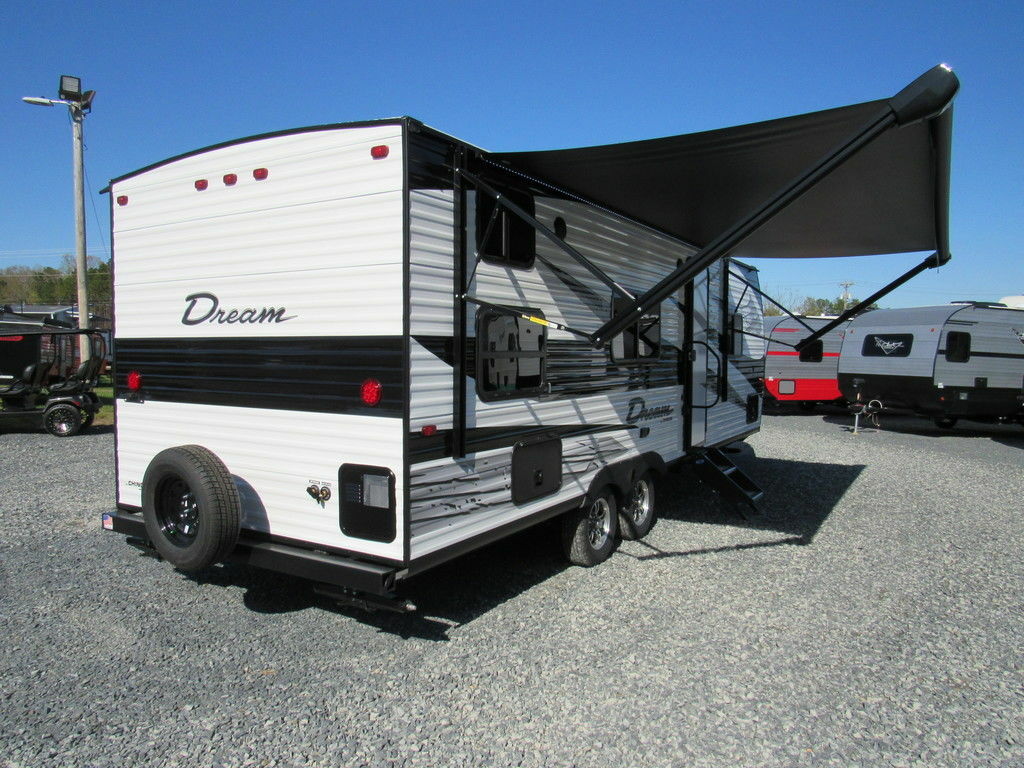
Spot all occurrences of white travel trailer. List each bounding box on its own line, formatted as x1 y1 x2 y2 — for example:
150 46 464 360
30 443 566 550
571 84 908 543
838 302 1024 428
102 66 958 608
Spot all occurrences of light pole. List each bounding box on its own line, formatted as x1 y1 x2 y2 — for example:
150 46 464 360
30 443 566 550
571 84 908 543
23 75 97 362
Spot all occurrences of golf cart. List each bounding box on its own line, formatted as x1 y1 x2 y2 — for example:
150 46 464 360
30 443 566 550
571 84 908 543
0 320 106 437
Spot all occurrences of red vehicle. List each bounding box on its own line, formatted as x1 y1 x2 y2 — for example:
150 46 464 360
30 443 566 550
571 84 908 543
763 316 847 410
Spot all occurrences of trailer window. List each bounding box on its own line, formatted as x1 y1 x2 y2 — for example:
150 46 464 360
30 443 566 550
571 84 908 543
476 188 536 270
944 331 971 363
610 297 660 362
799 339 823 363
862 333 913 357
477 308 547 400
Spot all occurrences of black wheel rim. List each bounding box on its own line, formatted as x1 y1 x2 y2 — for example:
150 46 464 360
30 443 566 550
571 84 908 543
155 475 200 547
46 408 77 435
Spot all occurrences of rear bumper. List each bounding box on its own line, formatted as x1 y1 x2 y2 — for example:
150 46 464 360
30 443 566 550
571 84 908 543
102 509 402 596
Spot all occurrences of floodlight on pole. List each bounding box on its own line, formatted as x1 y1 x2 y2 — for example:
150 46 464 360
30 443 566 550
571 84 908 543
22 77 96 361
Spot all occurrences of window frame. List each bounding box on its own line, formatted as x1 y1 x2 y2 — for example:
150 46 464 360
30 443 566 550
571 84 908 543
475 187 536 271
475 306 548 402
944 331 971 363
609 296 662 364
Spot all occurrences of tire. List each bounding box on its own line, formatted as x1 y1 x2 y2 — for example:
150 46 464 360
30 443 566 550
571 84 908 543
142 445 241 572
934 416 958 429
619 473 657 541
798 401 817 413
80 410 95 431
44 403 82 437
562 487 618 567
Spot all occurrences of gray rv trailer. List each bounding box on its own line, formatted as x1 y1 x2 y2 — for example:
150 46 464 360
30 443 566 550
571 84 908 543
101 65 958 608
838 302 1024 427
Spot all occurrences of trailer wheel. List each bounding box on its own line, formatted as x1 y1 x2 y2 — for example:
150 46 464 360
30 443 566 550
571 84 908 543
619 473 657 541
934 416 958 429
142 445 241 573
562 488 617 567
44 403 82 437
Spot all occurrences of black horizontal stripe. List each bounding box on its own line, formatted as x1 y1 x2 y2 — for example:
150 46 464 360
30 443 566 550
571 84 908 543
410 423 634 462
116 336 404 417
937 349 1024 361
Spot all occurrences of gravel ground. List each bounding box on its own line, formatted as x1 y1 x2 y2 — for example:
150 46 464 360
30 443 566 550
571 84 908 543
1 411 1022 768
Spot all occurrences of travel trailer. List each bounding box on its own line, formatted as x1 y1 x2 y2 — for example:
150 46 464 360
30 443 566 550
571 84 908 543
838 302 1024 428
101 65 958 609
763 315 848 410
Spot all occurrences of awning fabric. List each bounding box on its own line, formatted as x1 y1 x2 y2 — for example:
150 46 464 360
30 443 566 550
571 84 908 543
492 98 952 261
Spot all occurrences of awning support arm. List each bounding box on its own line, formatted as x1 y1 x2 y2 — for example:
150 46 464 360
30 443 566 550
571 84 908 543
727 268 817 335
463 296 594 340
456 167 636 301
590 64 959 350
794 251 948 351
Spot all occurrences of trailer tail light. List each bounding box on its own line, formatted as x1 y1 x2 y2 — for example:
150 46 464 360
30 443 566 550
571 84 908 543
126 370 143 391
116 195 128 206
223 173 237 186
360 378 382 406
194 179 208 191
370 145 389 159
252 168 269 180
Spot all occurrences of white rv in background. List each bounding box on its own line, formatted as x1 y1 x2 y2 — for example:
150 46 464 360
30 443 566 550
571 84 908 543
101 65 959 608
838 302 1024 428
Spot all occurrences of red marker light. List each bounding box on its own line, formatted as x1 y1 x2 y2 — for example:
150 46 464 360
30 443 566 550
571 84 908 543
223 173 238 186
370 145 389 159
252 168 269 180
127 371 143 391
194 179 208 191
360 378 382 406
421 424 437 437
116 195 129 206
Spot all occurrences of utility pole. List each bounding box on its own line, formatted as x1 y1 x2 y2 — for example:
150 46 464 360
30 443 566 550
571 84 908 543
839 281 855 312
23 76 97 362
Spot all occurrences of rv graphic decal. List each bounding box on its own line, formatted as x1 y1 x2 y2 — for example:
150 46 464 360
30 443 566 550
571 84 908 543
862 333 913 357
181 292 296 326
873 337 905 355
626 397 672 424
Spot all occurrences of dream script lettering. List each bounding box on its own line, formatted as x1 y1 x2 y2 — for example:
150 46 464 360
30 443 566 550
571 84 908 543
181 292 296 326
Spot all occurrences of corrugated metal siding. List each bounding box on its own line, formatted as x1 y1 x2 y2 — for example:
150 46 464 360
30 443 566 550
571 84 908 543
115 400 405 562
111 124 408 559
407 179 696 557
111 125 405 339
934 307 1024 389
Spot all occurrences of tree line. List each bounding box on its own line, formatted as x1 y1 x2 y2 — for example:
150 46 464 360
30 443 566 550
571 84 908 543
0 255 112 309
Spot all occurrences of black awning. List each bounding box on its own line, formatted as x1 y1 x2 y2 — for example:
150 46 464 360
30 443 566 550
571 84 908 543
492 92 952 262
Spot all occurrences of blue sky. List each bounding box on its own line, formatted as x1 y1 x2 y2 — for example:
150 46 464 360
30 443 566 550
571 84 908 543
3 0 1022 308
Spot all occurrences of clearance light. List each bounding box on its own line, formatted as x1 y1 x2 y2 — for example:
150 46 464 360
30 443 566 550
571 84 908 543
223 173 238 186
370 145 389 159
253 168 269 180
421 424 438 437
116 195 128 206
360 378 382 406
194 179 208 191
126 370 143 391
